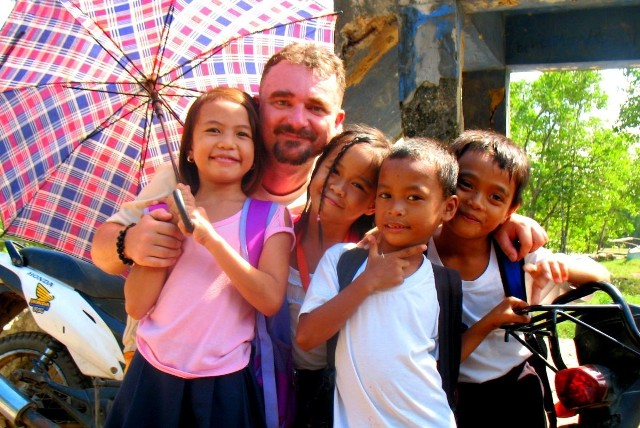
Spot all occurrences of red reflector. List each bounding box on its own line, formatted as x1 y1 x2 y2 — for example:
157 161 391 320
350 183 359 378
555 365 608 409
554 400 577 418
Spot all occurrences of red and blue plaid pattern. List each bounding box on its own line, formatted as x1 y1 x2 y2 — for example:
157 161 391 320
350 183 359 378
0 0 336 261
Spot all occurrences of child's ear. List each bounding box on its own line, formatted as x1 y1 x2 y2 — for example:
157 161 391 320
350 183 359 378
501 203 520 224
364 201 375 217
441 195 459 222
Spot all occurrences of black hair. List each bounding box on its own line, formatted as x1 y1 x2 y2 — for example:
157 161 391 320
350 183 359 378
388 137 459 198
449 129 530 207
298 124 392 242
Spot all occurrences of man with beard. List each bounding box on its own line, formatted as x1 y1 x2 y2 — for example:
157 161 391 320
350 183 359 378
91 42 346 274
91 42 548 426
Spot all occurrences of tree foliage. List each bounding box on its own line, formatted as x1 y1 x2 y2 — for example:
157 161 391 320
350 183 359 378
510 70 639 254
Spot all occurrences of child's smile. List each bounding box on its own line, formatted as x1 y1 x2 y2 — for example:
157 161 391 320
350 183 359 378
190 98 255 186
311 144 378 224
376 158 453 252
448 150 518 238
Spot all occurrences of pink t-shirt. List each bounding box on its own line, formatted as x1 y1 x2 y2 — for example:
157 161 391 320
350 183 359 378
136 203 293 379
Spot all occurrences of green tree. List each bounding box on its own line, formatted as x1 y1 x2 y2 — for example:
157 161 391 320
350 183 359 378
617 68 640 132
510 70 638 253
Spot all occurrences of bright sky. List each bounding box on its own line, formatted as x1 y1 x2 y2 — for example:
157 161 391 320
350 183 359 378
511 69 629 126
0 1 14 26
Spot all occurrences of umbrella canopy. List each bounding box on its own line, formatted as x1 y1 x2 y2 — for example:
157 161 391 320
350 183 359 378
0 0 336 261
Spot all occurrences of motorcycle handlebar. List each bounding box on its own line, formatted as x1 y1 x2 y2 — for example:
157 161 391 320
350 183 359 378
511 281 640 349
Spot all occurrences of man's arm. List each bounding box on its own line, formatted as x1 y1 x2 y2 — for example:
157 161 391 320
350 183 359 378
90 162 183 274
91 210 184 274
494 213 549 261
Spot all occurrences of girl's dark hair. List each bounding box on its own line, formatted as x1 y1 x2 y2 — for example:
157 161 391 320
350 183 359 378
178 87 264 195
299 124 392 240
449 129 530 207
389 137 459 198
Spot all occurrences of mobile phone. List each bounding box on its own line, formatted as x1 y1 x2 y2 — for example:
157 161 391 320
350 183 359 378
172 189 194 233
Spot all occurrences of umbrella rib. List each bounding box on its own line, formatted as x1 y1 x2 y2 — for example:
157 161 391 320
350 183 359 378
62 83 150 99
152 1 177 84
60 0 147 84
0 99 150 235
158 12 339 89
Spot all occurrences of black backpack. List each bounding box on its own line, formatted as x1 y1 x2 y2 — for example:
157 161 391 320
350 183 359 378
326 247 463 409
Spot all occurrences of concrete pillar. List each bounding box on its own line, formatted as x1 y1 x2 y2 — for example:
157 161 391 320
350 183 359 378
398 1 462 143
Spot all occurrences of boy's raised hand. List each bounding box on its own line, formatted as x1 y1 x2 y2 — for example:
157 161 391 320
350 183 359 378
462 296 531 361
524 257 569 304
360 235 427 293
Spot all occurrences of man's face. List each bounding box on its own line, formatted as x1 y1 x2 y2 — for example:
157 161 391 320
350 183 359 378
259 61 345 166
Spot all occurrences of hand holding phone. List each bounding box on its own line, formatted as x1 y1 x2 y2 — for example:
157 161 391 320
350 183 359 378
172 189 194 233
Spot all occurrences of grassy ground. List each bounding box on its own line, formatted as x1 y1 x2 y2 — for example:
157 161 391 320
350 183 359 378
601 257 640 300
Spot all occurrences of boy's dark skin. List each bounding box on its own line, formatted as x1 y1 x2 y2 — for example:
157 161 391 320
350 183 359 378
296 154 455 349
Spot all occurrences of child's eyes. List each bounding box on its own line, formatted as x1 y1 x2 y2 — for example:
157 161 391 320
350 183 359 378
457 179 472 189
207 127 221 133
407 194 423 201
237 131 252 139
352 182 365 191
490 194 504 203
377 192 390 199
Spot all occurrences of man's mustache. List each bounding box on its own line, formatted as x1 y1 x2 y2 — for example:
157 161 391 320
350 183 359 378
274 124 318 141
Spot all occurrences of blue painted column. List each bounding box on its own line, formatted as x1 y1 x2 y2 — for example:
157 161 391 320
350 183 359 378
398 1 462 142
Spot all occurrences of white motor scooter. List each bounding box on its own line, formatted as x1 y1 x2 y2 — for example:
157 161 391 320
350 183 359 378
0 239 126 427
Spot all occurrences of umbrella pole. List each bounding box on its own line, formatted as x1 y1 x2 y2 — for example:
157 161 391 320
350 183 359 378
151 95 182 183
150 94 194 232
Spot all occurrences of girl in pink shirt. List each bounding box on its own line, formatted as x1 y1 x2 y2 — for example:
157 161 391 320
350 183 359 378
106 88 294 428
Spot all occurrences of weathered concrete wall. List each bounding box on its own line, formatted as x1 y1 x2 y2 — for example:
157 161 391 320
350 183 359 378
335 0 402 140
335 0 463 142
397 2 462 141
334 0 640 141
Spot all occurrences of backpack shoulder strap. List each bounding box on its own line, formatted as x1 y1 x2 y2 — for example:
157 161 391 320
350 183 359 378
493 240 526 300
326 247 368 369
240 198 278 267
328 248 463 410
337 247 368 291
432 263 463 409
241 198 279 428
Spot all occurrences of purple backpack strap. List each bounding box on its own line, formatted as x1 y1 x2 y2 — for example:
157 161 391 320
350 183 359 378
240 198 280 428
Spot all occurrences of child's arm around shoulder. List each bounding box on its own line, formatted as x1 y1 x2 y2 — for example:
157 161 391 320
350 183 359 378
296 237 426 351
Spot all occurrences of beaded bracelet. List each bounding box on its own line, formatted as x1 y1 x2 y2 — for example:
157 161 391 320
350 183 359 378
116 223 136 266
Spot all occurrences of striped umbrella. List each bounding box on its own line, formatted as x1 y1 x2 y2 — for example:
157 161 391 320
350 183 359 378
0 0 336 261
